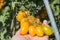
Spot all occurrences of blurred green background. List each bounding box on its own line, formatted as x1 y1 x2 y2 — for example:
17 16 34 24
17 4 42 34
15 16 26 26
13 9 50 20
0 0 60 40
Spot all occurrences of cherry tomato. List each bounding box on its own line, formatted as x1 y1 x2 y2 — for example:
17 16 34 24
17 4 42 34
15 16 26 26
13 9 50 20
29 26 36 36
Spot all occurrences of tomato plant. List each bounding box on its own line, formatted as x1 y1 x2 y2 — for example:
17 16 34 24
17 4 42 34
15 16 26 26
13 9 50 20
0 0 60 40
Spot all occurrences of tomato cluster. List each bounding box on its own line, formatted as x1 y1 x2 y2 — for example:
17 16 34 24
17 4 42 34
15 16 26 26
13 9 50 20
16 11 53 37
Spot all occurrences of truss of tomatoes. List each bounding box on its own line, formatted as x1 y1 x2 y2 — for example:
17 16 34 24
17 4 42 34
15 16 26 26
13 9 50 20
16 11 53 37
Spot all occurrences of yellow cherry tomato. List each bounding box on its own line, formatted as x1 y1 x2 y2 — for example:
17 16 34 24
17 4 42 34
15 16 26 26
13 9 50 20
29 26 36 36
36 26 44 37
42 24 53 36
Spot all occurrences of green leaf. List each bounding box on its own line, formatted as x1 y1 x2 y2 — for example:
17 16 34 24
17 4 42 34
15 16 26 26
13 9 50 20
0 29 7 40
19 6 25 11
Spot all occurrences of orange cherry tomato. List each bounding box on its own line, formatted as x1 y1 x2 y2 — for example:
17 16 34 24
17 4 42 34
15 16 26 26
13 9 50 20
20 25 29 35
16 11 27 22
20 18 29 28
29 26 36 36
20 19 29 35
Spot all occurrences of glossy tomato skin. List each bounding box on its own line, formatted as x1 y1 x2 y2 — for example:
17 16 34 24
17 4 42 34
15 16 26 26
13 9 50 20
20 23 29 35
16 11 23 22
16 11 27 22
42 24 53 36
29 26 36 37
36 26 44 37
20 18 29 35
20 18 29 25
43 26 53 36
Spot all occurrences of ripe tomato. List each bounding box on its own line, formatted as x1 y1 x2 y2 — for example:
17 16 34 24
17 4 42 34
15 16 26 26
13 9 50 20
20 25 29 35
19 17 29 35
16 11 27 22
28 15 35 24
29 26 36 36
42 24 53 36
20 20 29 35
36 26 44 37
20 18 29 28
